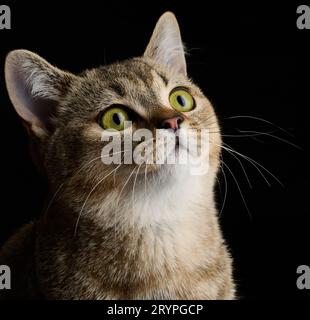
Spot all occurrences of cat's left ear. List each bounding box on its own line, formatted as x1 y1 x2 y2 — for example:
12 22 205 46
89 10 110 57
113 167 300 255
5 50 75 138
144 12 187 76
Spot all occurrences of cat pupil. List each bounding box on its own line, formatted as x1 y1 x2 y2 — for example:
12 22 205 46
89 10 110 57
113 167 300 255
113 113 121 125
177 95 186 107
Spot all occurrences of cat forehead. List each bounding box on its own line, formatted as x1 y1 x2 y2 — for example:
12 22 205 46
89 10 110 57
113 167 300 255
63 58 190 116
87 57 191 93
94 58 168 85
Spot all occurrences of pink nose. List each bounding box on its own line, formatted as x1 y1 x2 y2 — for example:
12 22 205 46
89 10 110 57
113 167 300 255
161 116 183 131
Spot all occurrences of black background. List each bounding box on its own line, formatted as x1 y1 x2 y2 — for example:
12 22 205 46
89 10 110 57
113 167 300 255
0 1 309 299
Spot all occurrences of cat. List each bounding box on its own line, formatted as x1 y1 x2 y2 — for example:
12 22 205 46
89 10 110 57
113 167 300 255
0 12 235 299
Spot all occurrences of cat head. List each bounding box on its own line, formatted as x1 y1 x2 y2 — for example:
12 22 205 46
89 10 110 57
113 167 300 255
5 12 221 212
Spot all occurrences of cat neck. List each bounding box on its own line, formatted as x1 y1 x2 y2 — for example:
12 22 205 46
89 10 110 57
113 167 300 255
37 167 223 297
46 165 218 232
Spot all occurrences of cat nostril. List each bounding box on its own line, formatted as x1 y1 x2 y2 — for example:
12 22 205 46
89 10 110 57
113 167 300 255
163 122 171 129
161 116 183 131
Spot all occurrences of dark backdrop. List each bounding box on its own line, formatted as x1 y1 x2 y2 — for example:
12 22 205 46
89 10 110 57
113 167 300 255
0 1 309 299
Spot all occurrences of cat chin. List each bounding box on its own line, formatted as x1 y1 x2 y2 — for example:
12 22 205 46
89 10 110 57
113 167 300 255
143 162 197 186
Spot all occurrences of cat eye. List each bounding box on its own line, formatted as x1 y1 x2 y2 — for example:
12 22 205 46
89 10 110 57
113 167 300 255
99 106 130 131
169 88 195 112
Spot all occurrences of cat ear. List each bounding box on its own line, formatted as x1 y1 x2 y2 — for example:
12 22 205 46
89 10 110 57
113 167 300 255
144 12 187 76
5 50 75 137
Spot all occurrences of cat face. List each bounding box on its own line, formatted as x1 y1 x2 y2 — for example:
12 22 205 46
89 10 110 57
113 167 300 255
5 12 221 207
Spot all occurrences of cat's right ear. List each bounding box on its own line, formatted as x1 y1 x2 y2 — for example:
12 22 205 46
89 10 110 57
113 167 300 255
144 12 187 76
5 50 75 138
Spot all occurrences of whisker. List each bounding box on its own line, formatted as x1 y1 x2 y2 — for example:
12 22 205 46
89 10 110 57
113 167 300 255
226 115 295 137
237 129 302 150
43 183 65 216
144 163 148 199
117 166 138 235
222 132 275 138
74 164 121 237
219 162 228 216
221 142 271 187
132 163 143 210
75 149 127 178
222 161 252 219
116 166 138 207
221 146 252 189
222 142 283 187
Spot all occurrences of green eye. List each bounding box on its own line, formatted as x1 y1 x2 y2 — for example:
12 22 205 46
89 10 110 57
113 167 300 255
169 88 195 112
100 107 130 130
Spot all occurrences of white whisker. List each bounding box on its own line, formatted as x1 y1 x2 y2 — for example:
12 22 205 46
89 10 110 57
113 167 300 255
219 162 228 217
222 161 251 218
74 164 121 237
